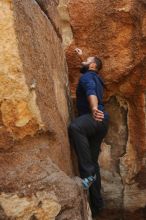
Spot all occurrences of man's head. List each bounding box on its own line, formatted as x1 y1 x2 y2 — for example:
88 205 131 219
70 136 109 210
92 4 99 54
80 56 102 73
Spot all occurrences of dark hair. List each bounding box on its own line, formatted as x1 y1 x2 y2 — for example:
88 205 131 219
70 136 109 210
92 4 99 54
94 57 102 71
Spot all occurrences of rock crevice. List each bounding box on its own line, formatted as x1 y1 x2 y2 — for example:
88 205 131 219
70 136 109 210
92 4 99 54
35 0 63 40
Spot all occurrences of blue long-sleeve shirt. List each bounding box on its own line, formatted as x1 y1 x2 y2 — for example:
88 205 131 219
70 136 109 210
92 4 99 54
76 70 109 119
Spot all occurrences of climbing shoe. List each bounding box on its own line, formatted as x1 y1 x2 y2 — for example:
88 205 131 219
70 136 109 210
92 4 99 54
82 174 96 190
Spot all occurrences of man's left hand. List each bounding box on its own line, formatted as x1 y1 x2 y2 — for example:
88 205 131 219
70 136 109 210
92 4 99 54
92 108 104 121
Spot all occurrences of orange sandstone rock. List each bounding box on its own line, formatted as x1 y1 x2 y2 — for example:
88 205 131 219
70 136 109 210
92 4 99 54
65 0 146 217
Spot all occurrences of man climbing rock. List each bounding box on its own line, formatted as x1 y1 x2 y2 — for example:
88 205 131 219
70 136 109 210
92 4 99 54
68 48 109 218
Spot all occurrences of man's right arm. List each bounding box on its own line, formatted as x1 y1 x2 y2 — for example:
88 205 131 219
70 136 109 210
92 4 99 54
81 76 104 121
87 95 104 121
74 48 86 62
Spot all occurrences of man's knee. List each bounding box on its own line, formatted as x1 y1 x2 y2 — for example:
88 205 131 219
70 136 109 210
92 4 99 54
68 121 79 133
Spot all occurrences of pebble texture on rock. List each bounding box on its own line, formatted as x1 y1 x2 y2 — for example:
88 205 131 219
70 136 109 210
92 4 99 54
0 0 91 219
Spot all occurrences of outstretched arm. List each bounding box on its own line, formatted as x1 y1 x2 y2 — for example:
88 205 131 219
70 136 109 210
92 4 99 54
74 48 85 62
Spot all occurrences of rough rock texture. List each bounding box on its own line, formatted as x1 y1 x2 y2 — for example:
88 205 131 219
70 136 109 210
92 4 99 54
0 0 91 219
0 191 61 220
58 0 73 48
64 0 146 219
1 0 146 219
0 157 90 220
0 0 72 174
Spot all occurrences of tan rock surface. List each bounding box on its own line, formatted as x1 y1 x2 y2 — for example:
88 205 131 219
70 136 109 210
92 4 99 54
0 0 90 219
0 192 61 220
58 0 73 48
0 157 89 220
0 0 72 179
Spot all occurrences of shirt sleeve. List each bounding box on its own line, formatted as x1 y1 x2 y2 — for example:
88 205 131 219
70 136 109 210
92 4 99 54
80 75 97 97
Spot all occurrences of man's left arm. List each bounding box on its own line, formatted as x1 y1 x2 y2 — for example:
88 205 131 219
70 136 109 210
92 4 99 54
81 77 104 121
87 95 104 121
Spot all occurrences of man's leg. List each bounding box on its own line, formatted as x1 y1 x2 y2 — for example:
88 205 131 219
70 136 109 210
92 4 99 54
88 135 103 214
88 119 109 216
68 114 99 178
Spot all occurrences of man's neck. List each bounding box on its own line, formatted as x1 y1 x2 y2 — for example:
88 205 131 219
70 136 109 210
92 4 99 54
88 68 98 73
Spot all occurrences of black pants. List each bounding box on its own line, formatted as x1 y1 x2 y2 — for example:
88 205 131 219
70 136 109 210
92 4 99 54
68 113 109 213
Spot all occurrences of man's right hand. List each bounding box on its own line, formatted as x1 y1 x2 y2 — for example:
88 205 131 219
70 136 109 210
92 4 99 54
92 107 104 121
75 48 83 55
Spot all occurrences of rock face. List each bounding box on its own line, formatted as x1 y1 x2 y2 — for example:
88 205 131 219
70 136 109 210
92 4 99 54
0 191 61 220
0 0 90 219
0 0 72 174
64 0 146 219
0 157 89 220
1 0 146 219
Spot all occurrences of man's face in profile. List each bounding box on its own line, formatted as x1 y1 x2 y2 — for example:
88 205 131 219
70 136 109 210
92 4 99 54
82 57 95 66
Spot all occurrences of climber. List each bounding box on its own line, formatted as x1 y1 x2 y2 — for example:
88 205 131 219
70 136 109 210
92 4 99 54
68 48 109 218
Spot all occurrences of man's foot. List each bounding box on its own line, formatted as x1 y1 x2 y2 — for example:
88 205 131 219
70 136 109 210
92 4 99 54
82 174 96 190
